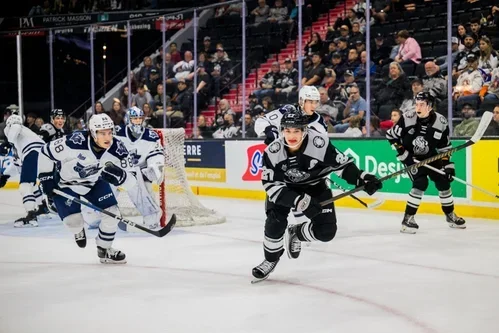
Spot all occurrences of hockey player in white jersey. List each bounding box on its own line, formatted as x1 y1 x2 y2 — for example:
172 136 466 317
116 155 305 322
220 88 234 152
115 106 165 229
39 109 66 143
0 114 45 227
37 113 137 264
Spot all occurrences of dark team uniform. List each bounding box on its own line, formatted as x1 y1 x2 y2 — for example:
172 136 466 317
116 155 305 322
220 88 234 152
39 123 65 143
386 103 465 232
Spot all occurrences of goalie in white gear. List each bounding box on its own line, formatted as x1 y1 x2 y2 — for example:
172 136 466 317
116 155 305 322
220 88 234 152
0 114 45 227
114 106 165 229
37 113 137 264
254 85 327 225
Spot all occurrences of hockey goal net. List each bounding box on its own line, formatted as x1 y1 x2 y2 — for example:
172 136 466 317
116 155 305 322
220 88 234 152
116 128 226 227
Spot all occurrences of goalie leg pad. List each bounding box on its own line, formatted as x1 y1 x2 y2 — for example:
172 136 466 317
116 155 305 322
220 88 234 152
95 206 120 249
127 175 162 227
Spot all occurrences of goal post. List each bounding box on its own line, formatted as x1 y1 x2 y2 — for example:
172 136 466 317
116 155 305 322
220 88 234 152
116 128 226 227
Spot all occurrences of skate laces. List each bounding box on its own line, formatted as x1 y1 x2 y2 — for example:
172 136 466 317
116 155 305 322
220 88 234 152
75 230 85 240
258 260 276 273
107 248 121 257
290 234 301 252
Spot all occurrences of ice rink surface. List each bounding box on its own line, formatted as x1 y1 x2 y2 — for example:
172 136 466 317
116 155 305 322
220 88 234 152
1 190 498 333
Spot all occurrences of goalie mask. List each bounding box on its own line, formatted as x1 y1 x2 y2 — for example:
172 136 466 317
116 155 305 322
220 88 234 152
414 92 434 118
280 109 308 148
126 106 145 138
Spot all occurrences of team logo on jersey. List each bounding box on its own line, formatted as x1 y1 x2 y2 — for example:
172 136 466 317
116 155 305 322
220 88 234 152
148 130 159 140
285 168 310 182
115 140 128 156
408 128 415 135
309 159 318 169
335 151 349 165
73 162 100 178
412 136 429 155
69 132 85 145
268 141 281 153
129 149 141 165
312 136 325 148
77 153 86 160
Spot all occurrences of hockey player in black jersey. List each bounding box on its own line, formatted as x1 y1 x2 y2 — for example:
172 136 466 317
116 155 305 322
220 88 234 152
252 110 382 282
386 92 466 234
39 109 66 143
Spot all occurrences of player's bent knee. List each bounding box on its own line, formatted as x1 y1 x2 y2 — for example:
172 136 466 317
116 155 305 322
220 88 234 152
413 177 429 191
63 213 85 234
312 223 337 242
264 210 288 238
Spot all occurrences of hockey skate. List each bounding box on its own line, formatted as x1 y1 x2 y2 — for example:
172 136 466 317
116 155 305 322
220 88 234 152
446 212 466 229
400 214 418 234
33 201 51 219
13 210 39 228
285 225 302 259
74 229 87 248
97 246 127 264
251 258 280 284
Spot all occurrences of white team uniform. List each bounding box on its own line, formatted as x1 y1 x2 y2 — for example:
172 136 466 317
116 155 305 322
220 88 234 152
254 107 327 137
4 121 45 215
38 131 137 250
115 125 165 227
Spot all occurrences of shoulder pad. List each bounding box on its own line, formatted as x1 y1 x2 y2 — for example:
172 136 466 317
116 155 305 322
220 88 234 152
403 111 417 126
433 113 448 131
303 130 329 161
108 138 129 159
66 131 88 149
115 125 126 137
143 128 160 142
265 139 287 167
40 123 56 135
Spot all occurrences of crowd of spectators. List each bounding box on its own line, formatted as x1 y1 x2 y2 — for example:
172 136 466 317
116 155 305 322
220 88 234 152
28 0 149 15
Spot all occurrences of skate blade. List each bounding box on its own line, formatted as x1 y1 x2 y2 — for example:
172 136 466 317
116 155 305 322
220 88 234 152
13 222 39 228
400 226 417 234
99 258 127 264
251 275 270 284
448 223 466 229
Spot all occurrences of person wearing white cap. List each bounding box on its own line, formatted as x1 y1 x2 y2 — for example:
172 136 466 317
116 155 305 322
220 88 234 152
434 37 461 75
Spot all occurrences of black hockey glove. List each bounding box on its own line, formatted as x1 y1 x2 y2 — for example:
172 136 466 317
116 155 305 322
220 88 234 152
0 174 10 188
358 172 382 196
443 163 455 182
294 193 322 219
0 142 12 156
101 162 127 186
397 149 416 167
39 172 57 198
264 125 279 145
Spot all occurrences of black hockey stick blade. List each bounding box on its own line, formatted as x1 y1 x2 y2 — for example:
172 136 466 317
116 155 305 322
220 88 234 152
320 111 493 207
54 189 175 238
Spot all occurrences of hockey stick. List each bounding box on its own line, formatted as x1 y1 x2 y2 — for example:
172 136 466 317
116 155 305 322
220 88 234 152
319 111 494 207
414 158 499 199
53 189 176 238
326 178 385 209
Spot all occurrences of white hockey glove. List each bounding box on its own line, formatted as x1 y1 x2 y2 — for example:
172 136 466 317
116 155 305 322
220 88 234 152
142 164 165 183
294 193 322 219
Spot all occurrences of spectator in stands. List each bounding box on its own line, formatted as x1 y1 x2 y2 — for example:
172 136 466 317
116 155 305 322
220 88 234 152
132 83 154 110
354 8 367 33
353 0 367 13
304 32 324 57
456 24 468 51
316 87 339 120
268 0 288 23
391 108 402 123
168 79 192 128
109 100 126 126
196 115 213 139
355 40 366 54
29 1 51 16
435 37 460 75
25 113 39 133
302 52 326 87
169 42 182 64
160 53 175 90
316 109 335 133
35 117 44 129
144 103 162 129
201 37 215 59
138 56 154 84
374 62 411 119
400 79 424 114
362 116 384 137
334 85 366 133
154 83 171 112
211 46 232 98
146 68 162 97
125 70 139 94
225 1 247 16
481 66 499 104
345 48 361 72
212 113 241 138
0 105 17 142
371 0 390 24
343 116 363 137
394 30 422 66
323 69 342 102
422 61 447 106
94 101 107 114
262 96 274 113
453 103 480 137
278 58 299 98
338 25 351 42
470 18 485 43
194 63 212 110
242 113 258 138
338 70 357 101
354 50 376 79
254 61 282 102
453 53 483 108
371 33 391 67
335 37 349 61
453 34 480 80
247 93 264 117
329 53 346 82
484 105 499 135
325 42 338 64
214 0 228 17
348 22 364 48
155 47 164 69
251 0 270 25
478 36 498 76
120 85 130 108
173 51 194 83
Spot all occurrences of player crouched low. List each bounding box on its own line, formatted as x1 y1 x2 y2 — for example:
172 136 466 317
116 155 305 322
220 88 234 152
115 106 165 229
252 110 382 282
37 114 137 264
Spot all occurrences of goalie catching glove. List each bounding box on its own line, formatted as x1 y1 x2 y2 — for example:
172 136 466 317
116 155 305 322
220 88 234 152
141 163 164 183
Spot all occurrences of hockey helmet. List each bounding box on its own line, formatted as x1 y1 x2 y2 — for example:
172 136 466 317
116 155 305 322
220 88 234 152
50 109 65 119
280 109 308 130
298 85 320 107
125 106 145 137
414 92 434 118
415 92 434 108
89 113 115 139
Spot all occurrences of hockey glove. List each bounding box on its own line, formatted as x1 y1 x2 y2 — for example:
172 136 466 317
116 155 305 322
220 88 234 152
0 142 12 156
264 125 279 145
101 162 127 186
0 174 10 188
294 193 322 219
443 163 455 182
358 172 382 196
38 172 57 198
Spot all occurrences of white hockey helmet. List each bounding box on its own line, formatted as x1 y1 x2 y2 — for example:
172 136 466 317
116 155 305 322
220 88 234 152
6 114 23 127
298 86 320 107
89 113 115 139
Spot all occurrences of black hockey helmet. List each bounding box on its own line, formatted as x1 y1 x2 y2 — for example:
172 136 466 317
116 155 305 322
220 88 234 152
50 109 65 119
280 109 308 130
414 92 434 108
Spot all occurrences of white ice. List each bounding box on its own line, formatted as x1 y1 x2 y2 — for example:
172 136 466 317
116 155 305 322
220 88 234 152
0 190 499 333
